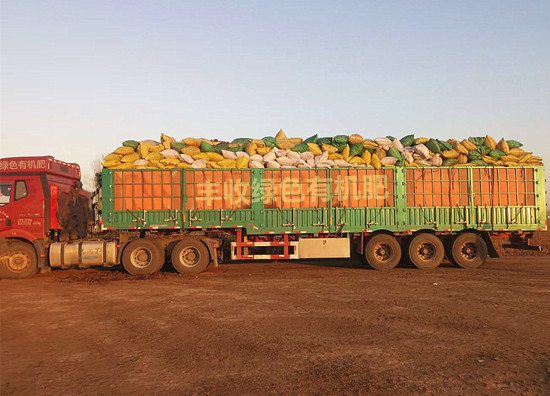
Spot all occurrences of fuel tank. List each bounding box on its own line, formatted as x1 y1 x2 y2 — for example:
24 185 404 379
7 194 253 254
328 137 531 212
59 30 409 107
49 241 117 268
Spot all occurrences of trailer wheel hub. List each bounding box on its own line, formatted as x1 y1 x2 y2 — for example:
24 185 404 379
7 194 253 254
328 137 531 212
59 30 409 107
460 242 477 260
179 247 201 267
7 251 31 272
374 243 392 262
417 243 435 260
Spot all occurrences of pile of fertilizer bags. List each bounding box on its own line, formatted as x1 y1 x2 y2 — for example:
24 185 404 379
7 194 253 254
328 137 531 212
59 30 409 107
102 130 543 170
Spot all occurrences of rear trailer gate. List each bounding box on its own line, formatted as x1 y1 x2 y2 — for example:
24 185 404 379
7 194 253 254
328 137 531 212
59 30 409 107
102 166 546 245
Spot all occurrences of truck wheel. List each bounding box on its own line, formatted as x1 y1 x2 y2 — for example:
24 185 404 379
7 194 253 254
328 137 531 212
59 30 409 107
364 234 401 270
448 233 488 269
408 233 445 270
122 239 164 275
0 242 38 279
171 239 210 274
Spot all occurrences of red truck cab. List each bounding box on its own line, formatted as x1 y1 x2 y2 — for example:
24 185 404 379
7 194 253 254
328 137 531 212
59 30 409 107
0 156 90 278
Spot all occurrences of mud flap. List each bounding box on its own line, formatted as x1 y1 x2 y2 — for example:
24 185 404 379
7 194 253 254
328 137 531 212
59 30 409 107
480 233 499 258
200 237 221 269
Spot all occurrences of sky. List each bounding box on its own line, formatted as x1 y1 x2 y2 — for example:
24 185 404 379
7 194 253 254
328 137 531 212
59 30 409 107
1 0 549 190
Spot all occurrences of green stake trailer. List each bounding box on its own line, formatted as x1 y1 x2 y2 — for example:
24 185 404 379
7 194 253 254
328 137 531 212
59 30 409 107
0 157 546 277
98 165 546 274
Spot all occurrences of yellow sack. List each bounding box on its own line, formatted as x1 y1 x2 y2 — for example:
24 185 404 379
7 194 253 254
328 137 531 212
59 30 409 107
371 153 381 169
275 129 287 142
181 146 201 156
114 146 135 155
218 159 237 168
104 153 122 162
348 134 364 144
348 156 365 165
177 162 193 169
484 135 496 150
193 153 210 160
252 139 266 148
447 139 459 145
287 137 303 145
207 161 221 169
115 163 134 169
496 138 510 155
329 153 343 160
482 155 497 164
236 156 249 169
442 149 459 159
519 153 532 163
207 152 224 162
454 142 469 155
256 146 271 155
321 144 338 154
509 148 526 157
501 155 519 162
461 139 478 151
149 144 164 153
362 139 379 149
161 158 181 166
183 137 202 147
375 148 386 159
102 160 121 168
145 152 164 161
341 144 350 161
161 133 176 149
361 150 371 166
415 137 430 145
121 152 140 163
307 143 322 155
277 139 296 150
457 154 468 164
246 141 257 156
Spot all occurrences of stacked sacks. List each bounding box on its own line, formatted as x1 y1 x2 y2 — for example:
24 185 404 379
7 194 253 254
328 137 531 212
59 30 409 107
102 131 543 170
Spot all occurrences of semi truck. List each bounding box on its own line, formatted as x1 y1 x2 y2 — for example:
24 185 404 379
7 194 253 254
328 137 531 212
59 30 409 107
0 155 546 278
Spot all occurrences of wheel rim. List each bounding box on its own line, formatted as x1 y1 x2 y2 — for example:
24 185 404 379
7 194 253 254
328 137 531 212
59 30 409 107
374 243 393 262
460 242 478 261
130 248 153 268
178 247 201 267
7 251 31 272
417 242 436 261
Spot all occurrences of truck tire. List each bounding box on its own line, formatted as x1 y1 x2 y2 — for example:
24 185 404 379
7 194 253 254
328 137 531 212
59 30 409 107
0 241 38 279
171 239 210 274
122 239 164 275
448 233 488 269
364 234 401 270
408 233 445 270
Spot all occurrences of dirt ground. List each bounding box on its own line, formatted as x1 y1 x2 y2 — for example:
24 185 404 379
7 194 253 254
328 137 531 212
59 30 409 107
2 253 550 395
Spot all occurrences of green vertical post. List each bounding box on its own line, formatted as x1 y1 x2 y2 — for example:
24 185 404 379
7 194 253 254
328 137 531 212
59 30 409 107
394 167 406 230
251 168 264 229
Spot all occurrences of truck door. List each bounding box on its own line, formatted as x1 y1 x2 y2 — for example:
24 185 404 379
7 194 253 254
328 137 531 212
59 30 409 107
0 176 45 239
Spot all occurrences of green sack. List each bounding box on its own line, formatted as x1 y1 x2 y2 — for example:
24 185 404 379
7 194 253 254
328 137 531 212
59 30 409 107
507 140 523 149
263 137 277 148
400 134 415 147
304 134 318 144
395 158 405 167
349 142 364 156
232 138 251 145
489 149 505 160
468 136 485 146
333 135 349 144
387 147 403 160
386 136 396 141
225 144 245 152
200 140 215 152
317 137 333 146
438 140 453 151
332 141 347 152
122 140 139 149
425 139 441 154
471 159 488 166
468 151 482 161
477 145 491 155
442 158 458 167
292 143 308 153
170 142 187 151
